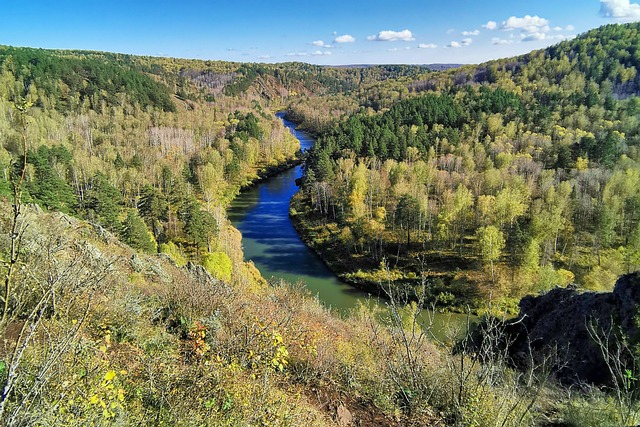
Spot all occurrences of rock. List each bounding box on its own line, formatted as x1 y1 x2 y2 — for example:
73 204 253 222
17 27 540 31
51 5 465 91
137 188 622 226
336 404 353 427
186 261 218 286
504 273 640 385
130 254 145 273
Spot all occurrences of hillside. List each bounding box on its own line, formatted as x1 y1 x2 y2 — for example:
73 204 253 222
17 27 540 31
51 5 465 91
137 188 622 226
0 23 639 425
293 22 640 311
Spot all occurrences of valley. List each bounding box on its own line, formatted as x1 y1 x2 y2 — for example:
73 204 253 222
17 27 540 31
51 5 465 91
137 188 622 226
0 19 638 426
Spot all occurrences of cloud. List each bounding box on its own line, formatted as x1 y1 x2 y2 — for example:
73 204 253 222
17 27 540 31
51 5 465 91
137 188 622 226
257 55 272 59
418 43 438 49
312 40 334 48
367 29 414 41
521 32 546 42
501 15 550 33
491 37 513 45
388 46 411 52
566 24 575 31
600 0 640 21
482 21 497 30
462 30 480 36
285 52 308 57
446 37 471 48
312 50 332 56
334 34 356 43
520 32 574 42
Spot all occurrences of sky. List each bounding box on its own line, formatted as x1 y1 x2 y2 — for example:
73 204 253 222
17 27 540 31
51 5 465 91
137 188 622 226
1 0 639 65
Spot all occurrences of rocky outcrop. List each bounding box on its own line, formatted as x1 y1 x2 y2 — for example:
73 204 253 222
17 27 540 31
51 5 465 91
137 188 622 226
505 273 640 385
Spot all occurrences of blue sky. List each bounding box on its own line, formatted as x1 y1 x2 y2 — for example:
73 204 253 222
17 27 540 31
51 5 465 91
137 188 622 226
1 1 639 65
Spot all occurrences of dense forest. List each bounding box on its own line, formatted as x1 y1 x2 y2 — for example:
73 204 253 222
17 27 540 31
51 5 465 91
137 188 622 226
295 22 640 310
0 23 638 426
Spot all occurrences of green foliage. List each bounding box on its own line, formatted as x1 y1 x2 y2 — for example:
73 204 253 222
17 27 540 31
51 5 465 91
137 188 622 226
296 22 640 303
121 210 157 254
179 196 217 252
79 172 123 231
24 145 76 212
475 226 505 264
201 251 232 282
0 46 176 112
159 241 187 267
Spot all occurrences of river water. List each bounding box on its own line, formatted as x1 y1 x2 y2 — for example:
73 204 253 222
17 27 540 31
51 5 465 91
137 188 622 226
228 113 470 339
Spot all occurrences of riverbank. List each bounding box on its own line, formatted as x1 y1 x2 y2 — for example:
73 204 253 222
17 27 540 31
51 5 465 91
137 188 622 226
228 114 476 334
289 191 489 314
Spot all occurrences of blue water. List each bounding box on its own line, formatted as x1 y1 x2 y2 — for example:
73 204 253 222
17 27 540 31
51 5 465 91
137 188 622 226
228 113 369 310
228 113 472 338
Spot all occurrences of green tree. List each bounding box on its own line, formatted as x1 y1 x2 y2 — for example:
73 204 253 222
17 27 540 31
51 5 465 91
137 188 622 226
395 194 420 247
179 196 217 254
24 145 76 213
475 225 505 283
121 211 157 254
81 172 123 231
139 185 169 240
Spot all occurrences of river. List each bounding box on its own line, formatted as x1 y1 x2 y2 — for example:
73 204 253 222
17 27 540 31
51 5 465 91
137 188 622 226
228 113 471 339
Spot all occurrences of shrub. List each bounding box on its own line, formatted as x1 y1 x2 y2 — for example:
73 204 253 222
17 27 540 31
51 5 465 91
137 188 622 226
201 251 233 282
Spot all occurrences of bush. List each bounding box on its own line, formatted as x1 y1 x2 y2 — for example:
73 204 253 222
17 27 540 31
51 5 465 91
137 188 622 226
201 251 232 282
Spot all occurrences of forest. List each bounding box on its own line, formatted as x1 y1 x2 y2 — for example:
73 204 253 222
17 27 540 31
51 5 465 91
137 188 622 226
0 22 638 426
294 22 640 310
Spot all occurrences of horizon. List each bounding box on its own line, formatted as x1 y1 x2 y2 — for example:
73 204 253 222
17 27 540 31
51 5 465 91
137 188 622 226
1 1 639 66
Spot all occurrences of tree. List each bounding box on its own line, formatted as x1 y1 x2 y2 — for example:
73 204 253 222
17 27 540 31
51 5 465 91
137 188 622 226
395 194 420 247
475 225 505 283
179 196 217 254
138 185 168 240
121 211 157 254
81 172 123 231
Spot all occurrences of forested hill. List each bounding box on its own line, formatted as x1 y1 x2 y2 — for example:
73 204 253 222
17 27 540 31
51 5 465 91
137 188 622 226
295 22 640 308
0 45 435 111
0 24 639 426
0 46 177 112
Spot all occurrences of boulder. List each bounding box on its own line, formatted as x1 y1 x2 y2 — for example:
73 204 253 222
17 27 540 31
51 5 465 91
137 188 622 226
504 273 640 385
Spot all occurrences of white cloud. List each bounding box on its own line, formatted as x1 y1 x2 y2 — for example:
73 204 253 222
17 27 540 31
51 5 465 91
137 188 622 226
388 46 411 52
482 21 497 30
285 52 308 57
566 24 575 31
257 55 272 59
448 41 461 48
334 34 356 43
600 0 640 21
521 32 546 42
461 38 473 46
501 15 550 33
553 26 563 31
418 43 438 49
492 37 513 45
367 29 415 41
519 29 574 42
312 40 334 48
462 30 480 36
312 50 332 56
